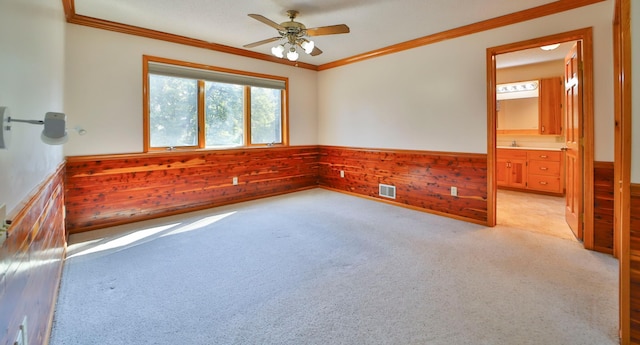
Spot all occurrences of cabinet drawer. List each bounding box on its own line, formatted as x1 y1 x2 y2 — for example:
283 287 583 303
497 148 527 160
528 160 561 176
527 151 561 162
528 174 561 193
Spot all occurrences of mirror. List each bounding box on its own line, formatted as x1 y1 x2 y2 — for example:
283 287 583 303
496 98 538 131
496 80 539 134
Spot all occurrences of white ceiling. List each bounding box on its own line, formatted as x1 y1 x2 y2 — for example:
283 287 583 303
73 0 567 66
496 41 576 69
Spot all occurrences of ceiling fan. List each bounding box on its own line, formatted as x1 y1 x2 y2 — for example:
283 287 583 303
244 10 350 62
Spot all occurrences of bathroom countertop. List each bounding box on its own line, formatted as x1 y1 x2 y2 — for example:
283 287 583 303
496 146 564 151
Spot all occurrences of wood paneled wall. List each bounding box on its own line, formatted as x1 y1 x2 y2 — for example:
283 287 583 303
65 146 320 233
318 146 488 223
630 184 640 343
65 146 616 255
593 162 615 254
0 164 66 345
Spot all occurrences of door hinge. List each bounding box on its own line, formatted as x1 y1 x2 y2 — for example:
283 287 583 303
579 137 584 146
579 213 585 223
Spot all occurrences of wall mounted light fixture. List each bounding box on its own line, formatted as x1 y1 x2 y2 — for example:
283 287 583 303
0 106 85 149
496 80 539 100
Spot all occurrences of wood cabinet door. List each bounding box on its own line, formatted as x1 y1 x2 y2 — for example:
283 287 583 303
539 77 563 135
496 158 509 186
509 159 527 189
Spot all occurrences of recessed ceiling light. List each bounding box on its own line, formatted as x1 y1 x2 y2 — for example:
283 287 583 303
540 44 561 51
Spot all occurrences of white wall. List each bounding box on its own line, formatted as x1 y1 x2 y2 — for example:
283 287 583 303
318 1 615 160
64 26 318 156
496 60 565 84
632 0 640 182
0 0 65 214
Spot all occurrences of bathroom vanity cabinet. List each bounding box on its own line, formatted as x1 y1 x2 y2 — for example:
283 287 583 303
496 149 527 189
497 148 564 195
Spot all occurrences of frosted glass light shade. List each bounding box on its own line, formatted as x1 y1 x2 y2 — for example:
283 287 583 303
301 40 314 54
286 49 299 61
271 45 284 58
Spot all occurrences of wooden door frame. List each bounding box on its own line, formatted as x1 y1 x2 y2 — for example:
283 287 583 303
486 27 595 250
614 0 631 342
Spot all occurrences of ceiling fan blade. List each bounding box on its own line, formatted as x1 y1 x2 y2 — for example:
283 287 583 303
248 14 285 31
310 46 323 56
244 37 282 48
306 24 350 36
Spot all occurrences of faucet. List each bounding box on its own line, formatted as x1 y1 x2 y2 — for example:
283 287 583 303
511 140 517 147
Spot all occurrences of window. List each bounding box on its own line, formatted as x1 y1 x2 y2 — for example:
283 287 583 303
144 56 288 151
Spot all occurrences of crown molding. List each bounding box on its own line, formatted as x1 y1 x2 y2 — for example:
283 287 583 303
60 0 318 71
317 0 606 70
62 0 605 72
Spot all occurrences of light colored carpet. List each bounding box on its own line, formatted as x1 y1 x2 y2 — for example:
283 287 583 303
50 189 618 345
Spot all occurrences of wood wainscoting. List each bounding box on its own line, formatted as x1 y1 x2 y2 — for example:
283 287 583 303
0 163 66 345
593 161 615 254
65 146 616 253
318 146 487 224
65 146 320 233
630 183 640 343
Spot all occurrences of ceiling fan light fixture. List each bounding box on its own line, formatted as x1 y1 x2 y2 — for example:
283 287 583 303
301 40 315 54
271 45 285 58
245 11 349 60
286 48 299 61
540 43 560 51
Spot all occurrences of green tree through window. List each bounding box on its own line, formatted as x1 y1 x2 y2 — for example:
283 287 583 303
204 82 244 147
149 75 198 147
145 58 287 151
251 87 282 144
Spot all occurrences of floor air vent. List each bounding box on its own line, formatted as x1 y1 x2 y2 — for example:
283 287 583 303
379 184 396 199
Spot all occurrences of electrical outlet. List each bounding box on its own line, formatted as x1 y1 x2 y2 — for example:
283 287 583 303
232 177 238 186
451 186 458 197
340 170 345 178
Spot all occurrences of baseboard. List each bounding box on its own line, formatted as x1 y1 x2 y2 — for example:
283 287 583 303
319 186 488 226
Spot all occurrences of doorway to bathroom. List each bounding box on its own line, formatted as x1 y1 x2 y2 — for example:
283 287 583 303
486 28 595 249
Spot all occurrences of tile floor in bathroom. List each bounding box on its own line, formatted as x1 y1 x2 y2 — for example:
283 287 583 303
497 189 577 241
